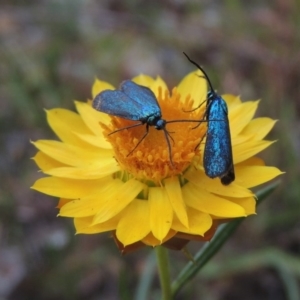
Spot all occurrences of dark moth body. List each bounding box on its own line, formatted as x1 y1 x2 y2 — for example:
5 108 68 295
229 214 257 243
203 91 234 185
184 52 235 185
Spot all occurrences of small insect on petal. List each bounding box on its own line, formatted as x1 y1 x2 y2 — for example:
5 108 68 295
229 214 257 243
184 53 235 185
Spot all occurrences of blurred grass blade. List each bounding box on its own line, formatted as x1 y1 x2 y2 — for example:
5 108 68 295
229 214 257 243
278 265 300 300
190 247 300 300
171 180 281 296
134 252 156 300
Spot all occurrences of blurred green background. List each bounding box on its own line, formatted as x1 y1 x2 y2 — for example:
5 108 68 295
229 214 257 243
0 1 298 299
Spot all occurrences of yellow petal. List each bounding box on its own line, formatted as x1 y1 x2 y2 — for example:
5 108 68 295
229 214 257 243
225 197 256 215
236 157 265 166
231 134 255 145
46 108 93 148
92 78 114 99
31 176 113 198
142 230 177 247
233 140 275 164
177 70 207 107
57 198 72 207
172 208 212 236
241 118 277 140
93 179 145 223
32 151 66 171
75 101 111 136
164 177 189 228
148 187 173 241
235 166 284 188
183 183 247 218
75 215 119 234
223 94 242 107
75 133 111 149
229 101 259 136
59 179 124 217
44 160 120 179
116 199 150 246
132 74 155 87
184 167 254 198
32 140 112 167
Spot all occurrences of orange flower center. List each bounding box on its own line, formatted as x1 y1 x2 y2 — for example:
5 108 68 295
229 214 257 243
102 87 206 182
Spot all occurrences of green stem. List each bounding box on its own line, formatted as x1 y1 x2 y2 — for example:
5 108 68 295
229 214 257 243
155 246 172 300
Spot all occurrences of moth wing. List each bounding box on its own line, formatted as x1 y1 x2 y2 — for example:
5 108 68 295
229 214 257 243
120 80 161 117
93 90 143 121
204 98 234 180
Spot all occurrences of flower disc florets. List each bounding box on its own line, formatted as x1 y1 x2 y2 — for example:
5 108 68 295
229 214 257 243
102 87 206 182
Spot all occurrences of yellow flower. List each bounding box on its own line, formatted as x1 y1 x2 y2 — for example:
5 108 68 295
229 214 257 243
31 71 282 253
